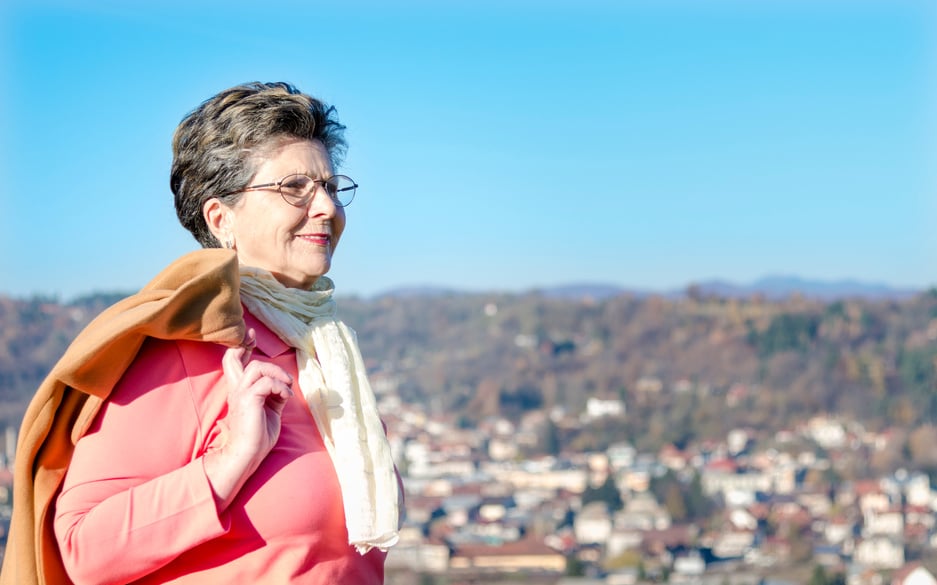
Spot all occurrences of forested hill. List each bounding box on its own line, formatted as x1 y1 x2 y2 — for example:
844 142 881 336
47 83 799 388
2 288 937 467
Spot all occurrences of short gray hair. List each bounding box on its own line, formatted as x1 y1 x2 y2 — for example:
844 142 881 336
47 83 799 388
170 81 347 248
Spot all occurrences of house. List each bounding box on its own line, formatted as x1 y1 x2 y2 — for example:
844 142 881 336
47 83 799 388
484 459 588 493
672 550 705 576
728 508 757 531
891 563 937 585
615 492 671 531
606 530 644 558
448 537 566 573
806 415 847 449
711 528 755 559
727 428 752 456
384 538 450 574
701 460 771 500
855 481 891 515
477 497 511 522
583 397 625 420
904 505 935 532
488 436 519 461
863 506 904 537
898 472 934 507
574 501 611 545
853 535 905 569
823 515 856 546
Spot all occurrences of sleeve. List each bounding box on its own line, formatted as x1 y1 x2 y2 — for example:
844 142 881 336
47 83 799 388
54 338 230 585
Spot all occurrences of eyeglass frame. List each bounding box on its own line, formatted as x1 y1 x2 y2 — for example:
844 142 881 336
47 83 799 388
223 173 357 208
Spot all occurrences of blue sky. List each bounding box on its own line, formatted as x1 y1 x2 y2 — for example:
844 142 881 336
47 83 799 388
2 0 935 299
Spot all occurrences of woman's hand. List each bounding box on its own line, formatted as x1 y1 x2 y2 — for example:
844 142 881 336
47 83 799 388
204 328 293 510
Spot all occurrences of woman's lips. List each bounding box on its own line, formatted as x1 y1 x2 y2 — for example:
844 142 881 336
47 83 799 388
297 231 331 246
298 233 330 246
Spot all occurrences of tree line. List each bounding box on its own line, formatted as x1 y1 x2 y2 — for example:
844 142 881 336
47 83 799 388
2 288 936 476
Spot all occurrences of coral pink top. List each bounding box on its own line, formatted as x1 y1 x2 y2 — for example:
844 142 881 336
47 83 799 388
54 310 385 584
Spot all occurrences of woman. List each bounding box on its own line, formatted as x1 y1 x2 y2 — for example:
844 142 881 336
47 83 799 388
0 82 400 584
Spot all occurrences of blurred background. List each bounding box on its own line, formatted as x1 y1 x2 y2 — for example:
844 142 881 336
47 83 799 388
3 2 937 584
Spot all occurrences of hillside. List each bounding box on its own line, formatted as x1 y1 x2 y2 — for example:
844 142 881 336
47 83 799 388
2 287 936 472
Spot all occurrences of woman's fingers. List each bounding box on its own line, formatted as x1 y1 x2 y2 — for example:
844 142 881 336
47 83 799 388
237 361 293 394
220 348 293 426
223 344 293 394
265 385 291 416
223 346 247 384
222 328 258 383
240 328 256 367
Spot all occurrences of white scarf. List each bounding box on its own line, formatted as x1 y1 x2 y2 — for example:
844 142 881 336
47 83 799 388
238 267 400 554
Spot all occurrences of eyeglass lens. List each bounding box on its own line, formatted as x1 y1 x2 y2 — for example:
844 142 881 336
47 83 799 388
279 174 356 207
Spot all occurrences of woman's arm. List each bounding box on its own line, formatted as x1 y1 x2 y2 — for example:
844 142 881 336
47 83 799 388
53 335 292 585
203 336 292 510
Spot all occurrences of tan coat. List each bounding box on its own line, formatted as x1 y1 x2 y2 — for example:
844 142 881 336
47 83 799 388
0 249 246 585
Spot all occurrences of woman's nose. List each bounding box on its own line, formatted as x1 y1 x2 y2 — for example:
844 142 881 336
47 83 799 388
307 185 337 217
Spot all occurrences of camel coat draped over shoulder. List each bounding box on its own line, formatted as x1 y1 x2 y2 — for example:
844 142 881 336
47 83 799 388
0 249 246 585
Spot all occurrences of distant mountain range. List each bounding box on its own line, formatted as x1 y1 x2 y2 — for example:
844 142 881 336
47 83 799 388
1 277 925 305
376 276 924 302
688 276 921 301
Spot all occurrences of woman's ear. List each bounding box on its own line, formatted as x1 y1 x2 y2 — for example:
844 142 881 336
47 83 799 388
203 198 233 246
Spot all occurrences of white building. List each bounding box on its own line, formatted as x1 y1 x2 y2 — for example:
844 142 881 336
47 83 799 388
488 437 519 461
863 507 904 537
385 542 450 574
807 416 847 449
482 461 588 493
606 530 644 558
672 551 705 576
615 492 671 531
701 470 771 500
892 564 937 585
854 535 905 569
904 473 933 508
574 501 612 545
712 529 755 559
584 397 625 420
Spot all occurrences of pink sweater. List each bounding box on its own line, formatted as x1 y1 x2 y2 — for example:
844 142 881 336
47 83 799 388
53 310 386 584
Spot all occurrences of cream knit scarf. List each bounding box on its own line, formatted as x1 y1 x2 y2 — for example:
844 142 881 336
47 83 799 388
238 266 400 554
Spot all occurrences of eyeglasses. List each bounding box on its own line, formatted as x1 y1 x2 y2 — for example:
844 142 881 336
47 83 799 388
229 173 357 207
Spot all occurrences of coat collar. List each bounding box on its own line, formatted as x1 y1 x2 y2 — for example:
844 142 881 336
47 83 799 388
243 307 291 358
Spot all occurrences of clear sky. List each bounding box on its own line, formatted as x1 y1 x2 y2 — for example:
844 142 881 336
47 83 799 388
2 0 935 300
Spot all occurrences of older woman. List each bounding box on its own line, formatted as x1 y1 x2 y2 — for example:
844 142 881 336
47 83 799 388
0 82 400 584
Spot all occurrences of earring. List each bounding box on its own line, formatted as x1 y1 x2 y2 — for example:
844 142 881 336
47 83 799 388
223 235 234 249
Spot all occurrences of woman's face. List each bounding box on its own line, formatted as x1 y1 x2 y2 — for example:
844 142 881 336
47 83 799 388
207 139 346 289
